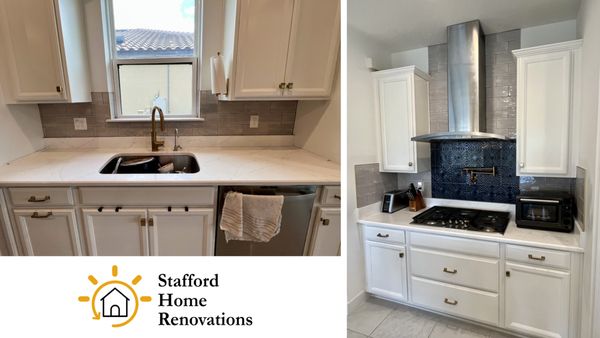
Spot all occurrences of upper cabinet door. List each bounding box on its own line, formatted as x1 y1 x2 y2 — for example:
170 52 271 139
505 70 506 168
232 0 294 98
148 208 215 256
14 209 82 256
283 0 340 98
374 72 416 172
83 209 148 256
514 40 582 177
0 0 66 102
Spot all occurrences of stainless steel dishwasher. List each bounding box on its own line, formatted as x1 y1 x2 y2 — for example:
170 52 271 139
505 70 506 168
215 186 317 256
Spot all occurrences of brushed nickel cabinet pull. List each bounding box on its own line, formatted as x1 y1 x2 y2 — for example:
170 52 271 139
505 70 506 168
333 194 341 200
140 218 146 227
399 252 404 258
444 298 458 305
28 195 50 203
528 254 546 261
376 233 389 238
443 267 458 274
31 212 53 219
321 218 330 226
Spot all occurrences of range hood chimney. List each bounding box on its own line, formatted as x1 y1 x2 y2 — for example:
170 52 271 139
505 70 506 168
412 20 507 142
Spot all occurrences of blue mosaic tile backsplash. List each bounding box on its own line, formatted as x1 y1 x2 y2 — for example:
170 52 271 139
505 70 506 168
431 140 519 203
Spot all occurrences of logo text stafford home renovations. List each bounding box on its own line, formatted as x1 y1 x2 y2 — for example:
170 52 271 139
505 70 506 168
158 273 253 327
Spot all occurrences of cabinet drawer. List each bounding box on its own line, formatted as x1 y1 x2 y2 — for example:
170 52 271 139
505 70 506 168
364 226 405 244
78 187 215 206
410 232 500 258
411 276 499 326
410 248 499 292
506 245 570 270
9 187 73 207
320 186 341 205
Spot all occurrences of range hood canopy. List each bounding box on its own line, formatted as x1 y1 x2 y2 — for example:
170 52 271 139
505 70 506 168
412 20 507 142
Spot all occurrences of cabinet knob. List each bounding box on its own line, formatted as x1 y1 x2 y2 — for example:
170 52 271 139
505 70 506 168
56 86 62 93
408 162 413 167
286 82 294 90
278 82 286 89
399 252 404 258
140 218 146 226
519 162 524 168
320 218 330 226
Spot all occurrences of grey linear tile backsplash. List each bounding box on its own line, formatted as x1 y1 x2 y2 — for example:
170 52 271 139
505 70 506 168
355 163 398 208
428 29 520 137
39 91 297 138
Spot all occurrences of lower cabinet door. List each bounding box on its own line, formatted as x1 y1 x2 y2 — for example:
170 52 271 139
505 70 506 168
364 240 407 301
148 208 214 256
83 208 148 256
505 262 570 338
14 209 82 256
309 207 340 256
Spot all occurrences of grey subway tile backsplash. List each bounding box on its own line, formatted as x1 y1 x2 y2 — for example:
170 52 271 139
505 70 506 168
427 29 520 137
39 90 298 138
355 163 398 208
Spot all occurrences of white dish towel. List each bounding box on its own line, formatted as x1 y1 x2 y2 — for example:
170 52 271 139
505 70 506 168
219 192 284 242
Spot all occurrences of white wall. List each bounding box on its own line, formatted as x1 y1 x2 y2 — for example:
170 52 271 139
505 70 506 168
347 27 393 303
293 65 340 163
521 20 577 48
576 0 600 336
0 95 44 164
83 0 225 92
390 47 428 73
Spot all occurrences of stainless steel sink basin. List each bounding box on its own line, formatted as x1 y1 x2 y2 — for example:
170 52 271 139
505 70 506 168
100 153 200 174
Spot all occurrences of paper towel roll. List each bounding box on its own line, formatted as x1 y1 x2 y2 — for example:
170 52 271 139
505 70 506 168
210 54 227 95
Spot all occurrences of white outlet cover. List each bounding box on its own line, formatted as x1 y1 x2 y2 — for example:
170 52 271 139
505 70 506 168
249 115 259 128
73 118 87 131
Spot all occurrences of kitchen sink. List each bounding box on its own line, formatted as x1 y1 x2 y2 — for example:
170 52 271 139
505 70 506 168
99 153 200 174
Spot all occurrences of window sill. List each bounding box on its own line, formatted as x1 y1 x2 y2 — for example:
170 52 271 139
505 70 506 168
106 117 205 123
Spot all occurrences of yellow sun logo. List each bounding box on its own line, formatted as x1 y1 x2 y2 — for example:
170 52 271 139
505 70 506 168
78 265 152 327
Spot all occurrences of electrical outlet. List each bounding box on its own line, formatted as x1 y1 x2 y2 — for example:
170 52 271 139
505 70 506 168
417 181 424 193
249 115 259 128
73 118 87 131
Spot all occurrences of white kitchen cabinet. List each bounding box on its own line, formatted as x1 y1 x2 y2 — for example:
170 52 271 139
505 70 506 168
364 241 408 302
372 66 431 173
513 40 582 177
308 207 340 256
83 209 149 256
0 0 91 103
14 209 82 256
148 208 214 256
222 0 339 100
505 262 570 338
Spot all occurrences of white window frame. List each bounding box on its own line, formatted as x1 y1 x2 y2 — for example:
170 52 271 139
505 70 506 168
103 0 203 121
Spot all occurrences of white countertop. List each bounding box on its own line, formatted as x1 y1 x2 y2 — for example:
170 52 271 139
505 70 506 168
0 147 340 186
358 198 583 253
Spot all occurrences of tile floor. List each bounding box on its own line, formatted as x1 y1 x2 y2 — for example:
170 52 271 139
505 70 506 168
348 296 518 338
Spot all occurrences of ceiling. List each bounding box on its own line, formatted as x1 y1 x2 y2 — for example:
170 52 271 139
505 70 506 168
349 0 581 52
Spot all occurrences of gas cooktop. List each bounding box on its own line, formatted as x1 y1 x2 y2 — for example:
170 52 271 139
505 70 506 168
411 206 510 234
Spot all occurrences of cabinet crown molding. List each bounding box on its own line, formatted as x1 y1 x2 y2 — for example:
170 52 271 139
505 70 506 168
372 65 431 81
512 39 583 58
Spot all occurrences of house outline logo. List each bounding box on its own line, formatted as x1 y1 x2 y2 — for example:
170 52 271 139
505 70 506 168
101 287 130 318
78 265 152 327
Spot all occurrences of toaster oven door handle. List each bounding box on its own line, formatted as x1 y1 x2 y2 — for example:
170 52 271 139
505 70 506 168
519 198 560 204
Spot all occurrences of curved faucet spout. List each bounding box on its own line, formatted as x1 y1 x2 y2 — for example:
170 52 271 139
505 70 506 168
151 106 165 151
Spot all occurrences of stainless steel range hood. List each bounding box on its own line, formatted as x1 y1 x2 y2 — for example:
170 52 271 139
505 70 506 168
412 20 507 142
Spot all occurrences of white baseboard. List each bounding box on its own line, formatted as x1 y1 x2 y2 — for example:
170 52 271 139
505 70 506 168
347 290 368 313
